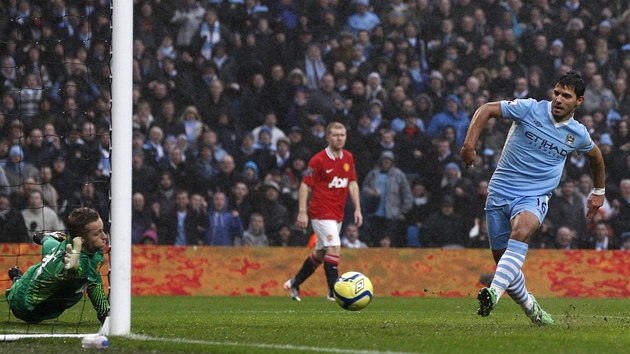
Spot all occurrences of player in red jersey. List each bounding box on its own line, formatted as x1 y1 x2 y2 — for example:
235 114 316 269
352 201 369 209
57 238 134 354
284 122 363 301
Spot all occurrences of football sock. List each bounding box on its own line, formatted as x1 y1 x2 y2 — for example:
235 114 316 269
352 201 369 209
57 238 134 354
491 239 528 301
294 253 321 287
324 254 339 293
505 270 534 314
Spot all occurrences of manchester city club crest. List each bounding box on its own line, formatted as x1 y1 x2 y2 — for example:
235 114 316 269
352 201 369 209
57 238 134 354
565 134 575 146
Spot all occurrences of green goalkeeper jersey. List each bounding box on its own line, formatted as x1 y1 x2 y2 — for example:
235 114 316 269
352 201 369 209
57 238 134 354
6 233 109 323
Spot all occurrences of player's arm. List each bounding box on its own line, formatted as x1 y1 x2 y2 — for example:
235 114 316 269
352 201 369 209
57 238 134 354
295 182 310 229
460 101 503 169
348 181 362 227
87 282 110 324
584 144 606 221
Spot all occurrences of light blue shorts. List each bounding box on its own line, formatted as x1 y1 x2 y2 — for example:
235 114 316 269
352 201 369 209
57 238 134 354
485 193 549 250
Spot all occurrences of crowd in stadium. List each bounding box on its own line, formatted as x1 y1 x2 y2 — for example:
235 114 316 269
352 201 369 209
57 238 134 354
0 0 630 251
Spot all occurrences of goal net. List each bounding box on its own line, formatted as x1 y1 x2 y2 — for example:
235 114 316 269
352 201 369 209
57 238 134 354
0 0 132 340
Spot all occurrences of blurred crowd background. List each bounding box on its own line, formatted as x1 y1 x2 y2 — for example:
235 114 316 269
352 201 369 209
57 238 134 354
0 0 629 251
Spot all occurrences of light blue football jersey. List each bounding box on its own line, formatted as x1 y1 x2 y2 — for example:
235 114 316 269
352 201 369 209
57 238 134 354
489 98 594 199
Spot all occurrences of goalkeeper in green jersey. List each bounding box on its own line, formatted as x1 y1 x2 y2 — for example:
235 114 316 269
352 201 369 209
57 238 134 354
6 207 110 324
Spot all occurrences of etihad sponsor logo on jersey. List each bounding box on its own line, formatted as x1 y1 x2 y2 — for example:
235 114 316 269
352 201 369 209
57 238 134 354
328 176 348 188
525 131 568 157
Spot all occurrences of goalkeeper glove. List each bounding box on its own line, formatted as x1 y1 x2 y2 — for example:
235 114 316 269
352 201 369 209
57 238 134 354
64 237 83 271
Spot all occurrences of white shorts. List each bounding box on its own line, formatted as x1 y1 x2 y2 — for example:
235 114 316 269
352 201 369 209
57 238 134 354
311 219 342 249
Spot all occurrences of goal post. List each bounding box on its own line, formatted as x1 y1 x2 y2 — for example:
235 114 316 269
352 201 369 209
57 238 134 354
108 0 133 336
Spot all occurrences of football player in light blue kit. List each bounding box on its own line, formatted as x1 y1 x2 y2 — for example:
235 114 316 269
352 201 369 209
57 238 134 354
460 71 606 326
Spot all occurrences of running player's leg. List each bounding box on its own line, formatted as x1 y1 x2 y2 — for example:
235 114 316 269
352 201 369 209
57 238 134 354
285 250 323 301
478 197 511 316
313 219 342 300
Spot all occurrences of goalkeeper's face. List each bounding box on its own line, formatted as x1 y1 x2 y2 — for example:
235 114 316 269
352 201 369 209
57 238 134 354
83 218 108 253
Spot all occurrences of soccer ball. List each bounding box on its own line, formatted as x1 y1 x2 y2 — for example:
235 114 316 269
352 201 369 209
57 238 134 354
333 272 373 311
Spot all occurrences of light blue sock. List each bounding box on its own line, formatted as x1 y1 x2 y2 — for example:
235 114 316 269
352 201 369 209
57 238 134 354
506 270 534 314
490 239 528 301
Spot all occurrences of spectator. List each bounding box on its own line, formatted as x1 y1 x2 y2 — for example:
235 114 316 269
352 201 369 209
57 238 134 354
187 142 219 195
21 190 64 239
139 229 159 245
251 111 288 147
149 171 178 224
132 101 156 136
379 234 392 248
206 191 243 246
199 79 232 128
421 196 468 248
131 150 158 197
346 0 381 35
10 176 39 210
0 192 29 243
156 100 186 140
341 223 368 249
241 72 278 131
142 126 168 169
209 154 244 194
160 189 206 245
405 179 435 247
131 192 154 244
250 128 277 179
297 43 327 91
236 212 269 247
552 226 579 250
610 179 630 241
39 166 60 213
170 0 206 52
179 105 205 148
50 155 77 210
468 218 490 249
361 151 412 246
257 181 290 237
427 94 470 147
588 220 617 250
271 222 304 247
395 114 435 182
306 73 343 117
546 179 588 247
190 8 233 62
64 179 110 228
582 74 614 114
4 145 40 195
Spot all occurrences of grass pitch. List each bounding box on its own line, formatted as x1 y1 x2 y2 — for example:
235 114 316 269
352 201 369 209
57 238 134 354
2 296 630 353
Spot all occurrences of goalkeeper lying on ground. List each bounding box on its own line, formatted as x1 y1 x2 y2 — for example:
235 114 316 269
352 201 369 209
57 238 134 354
6 207 109 324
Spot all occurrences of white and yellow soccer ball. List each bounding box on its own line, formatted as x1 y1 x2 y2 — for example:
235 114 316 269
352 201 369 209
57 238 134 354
333 271 374 311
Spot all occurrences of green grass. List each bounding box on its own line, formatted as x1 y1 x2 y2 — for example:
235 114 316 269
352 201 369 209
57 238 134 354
2 296 630 353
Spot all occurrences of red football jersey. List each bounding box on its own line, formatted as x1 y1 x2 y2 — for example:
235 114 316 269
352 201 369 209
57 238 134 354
302 147 357 221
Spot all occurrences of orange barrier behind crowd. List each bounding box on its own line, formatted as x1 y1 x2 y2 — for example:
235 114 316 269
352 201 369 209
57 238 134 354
2 244 629 298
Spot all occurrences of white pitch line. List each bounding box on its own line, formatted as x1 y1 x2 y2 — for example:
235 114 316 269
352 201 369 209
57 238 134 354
127 334 424 354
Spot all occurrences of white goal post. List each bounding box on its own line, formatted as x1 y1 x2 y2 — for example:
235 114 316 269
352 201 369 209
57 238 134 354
108 0 133 336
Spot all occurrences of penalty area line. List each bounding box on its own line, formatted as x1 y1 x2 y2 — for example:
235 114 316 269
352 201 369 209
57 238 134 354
126 334 423 354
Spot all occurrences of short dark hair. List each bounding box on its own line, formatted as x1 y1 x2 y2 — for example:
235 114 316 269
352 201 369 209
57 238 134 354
66 207 101 238
555 70 585 97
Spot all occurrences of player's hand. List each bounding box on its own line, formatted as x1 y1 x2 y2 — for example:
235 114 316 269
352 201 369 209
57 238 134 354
296 211 309 230
460 144 476 169
586 194 604 221
64 237 82 271
354 210 363 228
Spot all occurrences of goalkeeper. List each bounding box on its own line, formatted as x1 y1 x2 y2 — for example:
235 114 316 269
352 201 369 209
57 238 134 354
6 207 109 324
